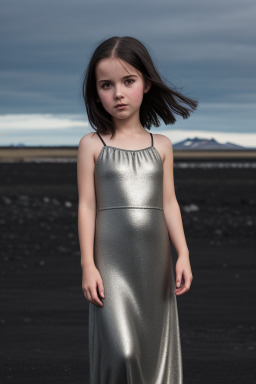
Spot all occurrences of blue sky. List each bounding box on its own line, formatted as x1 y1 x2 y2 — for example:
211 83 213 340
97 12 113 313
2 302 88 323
0 0 255 147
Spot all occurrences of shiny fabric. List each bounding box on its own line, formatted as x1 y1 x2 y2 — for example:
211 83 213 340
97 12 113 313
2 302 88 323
89 132 183 384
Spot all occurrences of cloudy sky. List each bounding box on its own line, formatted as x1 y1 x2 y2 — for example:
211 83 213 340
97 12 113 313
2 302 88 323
0 0 255 147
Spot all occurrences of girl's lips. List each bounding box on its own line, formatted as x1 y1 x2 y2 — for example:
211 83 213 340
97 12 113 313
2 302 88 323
115 104 127 108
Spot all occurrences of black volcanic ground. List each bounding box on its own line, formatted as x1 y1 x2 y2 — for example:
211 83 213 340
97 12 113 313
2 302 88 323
0 161 255 383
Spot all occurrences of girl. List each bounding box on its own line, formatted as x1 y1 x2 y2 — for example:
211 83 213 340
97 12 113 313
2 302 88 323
77 36 197 384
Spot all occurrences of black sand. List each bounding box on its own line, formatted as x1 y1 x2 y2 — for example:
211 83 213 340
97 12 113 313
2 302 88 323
0 161 255 383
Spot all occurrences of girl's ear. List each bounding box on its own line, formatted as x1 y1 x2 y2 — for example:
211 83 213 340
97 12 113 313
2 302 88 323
144 80 152 94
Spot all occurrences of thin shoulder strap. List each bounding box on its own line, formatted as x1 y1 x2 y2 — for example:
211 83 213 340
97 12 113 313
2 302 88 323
96 131 107 147
149 132 154 147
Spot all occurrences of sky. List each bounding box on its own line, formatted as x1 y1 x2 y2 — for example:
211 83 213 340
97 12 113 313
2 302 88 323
0 0 255 147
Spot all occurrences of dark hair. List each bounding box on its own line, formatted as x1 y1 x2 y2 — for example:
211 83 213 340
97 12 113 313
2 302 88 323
82 36 198 137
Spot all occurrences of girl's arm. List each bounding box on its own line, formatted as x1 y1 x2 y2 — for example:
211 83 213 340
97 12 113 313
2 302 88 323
77 135 97 269
77 134 104 306
160 135 193 295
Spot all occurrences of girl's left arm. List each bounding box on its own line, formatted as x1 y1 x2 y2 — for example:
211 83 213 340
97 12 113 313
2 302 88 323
161 136 193 295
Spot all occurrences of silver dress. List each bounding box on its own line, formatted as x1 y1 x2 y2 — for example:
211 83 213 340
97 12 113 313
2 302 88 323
89 131 183 384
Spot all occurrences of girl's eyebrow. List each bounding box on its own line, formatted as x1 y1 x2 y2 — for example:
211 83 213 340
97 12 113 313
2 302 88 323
98 75 138 83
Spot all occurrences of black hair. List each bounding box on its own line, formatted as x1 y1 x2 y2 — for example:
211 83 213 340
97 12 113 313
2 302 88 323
82 36 198 137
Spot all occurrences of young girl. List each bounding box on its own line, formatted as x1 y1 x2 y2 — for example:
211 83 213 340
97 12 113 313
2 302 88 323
77 36 197 384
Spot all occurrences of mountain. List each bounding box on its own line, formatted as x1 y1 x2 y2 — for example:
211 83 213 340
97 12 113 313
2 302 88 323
9 143 27 147
172 137 247 150
3 137 255 150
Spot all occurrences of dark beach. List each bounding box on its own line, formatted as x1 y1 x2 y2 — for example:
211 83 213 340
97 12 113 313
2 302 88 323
0 148 255 383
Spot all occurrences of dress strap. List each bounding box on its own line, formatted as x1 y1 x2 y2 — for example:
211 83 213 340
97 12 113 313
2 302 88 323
96 131 107 147
97 130 153 147
149 132 154 147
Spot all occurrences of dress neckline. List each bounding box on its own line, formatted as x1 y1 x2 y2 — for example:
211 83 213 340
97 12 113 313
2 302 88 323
96 130 154 152
103 145 154 152
95 145 163 169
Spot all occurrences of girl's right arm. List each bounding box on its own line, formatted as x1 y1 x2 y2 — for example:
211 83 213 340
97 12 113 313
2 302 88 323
77 134 105 307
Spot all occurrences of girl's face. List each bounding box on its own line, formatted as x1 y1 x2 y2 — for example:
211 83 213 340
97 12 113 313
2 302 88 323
95 57 151 121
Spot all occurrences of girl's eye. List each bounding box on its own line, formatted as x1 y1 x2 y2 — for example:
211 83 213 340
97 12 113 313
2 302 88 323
125 79 134 85
101 79 134 89
102 82 111 89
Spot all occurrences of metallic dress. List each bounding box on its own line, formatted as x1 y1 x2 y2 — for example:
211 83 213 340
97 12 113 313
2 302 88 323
89 131 183 384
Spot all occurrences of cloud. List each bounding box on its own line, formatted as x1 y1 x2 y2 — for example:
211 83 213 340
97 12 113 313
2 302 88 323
0 114 88 130
0 112 255 147
0 0 255 140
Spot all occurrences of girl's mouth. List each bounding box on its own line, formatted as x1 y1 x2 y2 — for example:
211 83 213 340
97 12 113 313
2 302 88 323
115 104 127 109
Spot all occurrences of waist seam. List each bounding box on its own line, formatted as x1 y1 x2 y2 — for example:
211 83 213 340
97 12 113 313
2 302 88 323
97 206 164 212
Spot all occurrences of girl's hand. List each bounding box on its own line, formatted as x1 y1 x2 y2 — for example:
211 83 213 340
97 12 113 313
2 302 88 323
175 254 193 296
82 264 105 307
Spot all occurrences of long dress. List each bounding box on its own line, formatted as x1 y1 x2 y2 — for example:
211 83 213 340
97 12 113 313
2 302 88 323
88 130 183 384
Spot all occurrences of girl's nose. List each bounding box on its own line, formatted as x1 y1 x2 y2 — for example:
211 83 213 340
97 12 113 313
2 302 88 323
114 86 123 98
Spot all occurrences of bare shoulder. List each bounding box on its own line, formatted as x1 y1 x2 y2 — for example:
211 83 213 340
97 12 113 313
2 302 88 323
153 133 173 162
78 132 103 165
78 132 97 151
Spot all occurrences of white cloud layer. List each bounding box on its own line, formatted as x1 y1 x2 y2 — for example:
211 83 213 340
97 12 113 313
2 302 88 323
0 112 255 147
0 114 88 130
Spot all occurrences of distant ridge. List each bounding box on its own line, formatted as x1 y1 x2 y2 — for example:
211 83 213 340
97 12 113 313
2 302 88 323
3 137 256 150
172 137 253 150
9 143 26 147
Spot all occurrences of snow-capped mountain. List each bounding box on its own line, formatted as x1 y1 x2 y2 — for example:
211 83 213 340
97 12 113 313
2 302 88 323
172 137 247 150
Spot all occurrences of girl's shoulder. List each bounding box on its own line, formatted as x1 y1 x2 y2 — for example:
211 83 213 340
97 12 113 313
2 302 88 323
78 132 100 152
78 132 97 146
78 132 104 165
152 133 174 165
153 133 173 151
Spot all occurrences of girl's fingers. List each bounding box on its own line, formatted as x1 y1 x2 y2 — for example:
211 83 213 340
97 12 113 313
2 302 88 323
176 271 183 288
98 282 105 298
175 286 187 295
184 272 192 289
175 272 192 295
89 286 104 307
